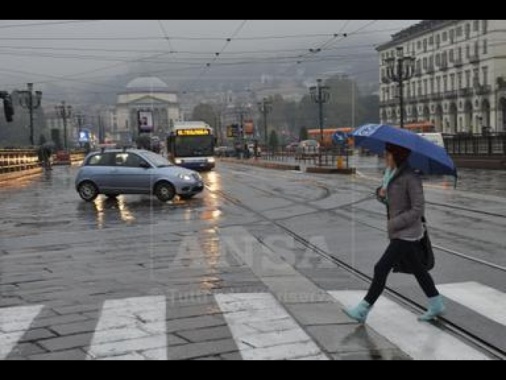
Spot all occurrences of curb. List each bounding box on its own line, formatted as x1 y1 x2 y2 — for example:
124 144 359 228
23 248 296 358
0 167 42 182
306 167 356 175
220 158 300 171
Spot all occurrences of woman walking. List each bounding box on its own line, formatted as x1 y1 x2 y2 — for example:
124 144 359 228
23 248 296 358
344 143 445 323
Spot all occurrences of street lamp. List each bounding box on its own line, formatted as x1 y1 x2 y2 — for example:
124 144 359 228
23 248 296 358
55 101 72 150
384 46 415 129
18 83 42 146
309 79 330 144
257 98 272 148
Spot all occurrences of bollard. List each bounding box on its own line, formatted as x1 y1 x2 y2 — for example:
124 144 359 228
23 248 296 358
337 155 344 169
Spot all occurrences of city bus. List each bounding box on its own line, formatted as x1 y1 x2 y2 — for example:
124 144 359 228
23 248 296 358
166 121 215 171
402 122 436 133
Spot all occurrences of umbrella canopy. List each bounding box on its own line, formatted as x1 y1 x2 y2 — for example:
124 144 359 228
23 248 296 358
353 124 457 177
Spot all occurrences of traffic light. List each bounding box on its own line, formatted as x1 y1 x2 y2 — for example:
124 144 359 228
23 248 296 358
0 92 14 122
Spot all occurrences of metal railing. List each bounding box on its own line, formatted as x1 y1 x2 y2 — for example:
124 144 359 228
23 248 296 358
443 134 506 156
0 149 40 174
262 145 352 168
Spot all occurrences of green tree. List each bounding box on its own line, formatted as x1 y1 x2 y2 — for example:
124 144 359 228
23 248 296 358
299 126 308 141
191 103 217 130
268 130 279 150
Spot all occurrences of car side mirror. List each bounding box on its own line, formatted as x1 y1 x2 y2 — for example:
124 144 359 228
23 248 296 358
139 161 151 169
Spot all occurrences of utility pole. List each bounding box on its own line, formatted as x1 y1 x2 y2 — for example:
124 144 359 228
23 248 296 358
309 79 330 166
55 101 72 150
18 83 42 146
257 98 272 148
75 113 85 147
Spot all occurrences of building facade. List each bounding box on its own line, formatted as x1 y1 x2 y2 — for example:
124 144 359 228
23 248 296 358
377 20 506 134
115 76 180 143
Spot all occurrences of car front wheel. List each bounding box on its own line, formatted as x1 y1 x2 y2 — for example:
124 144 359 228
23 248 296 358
154 181 176 202
78 181 98 202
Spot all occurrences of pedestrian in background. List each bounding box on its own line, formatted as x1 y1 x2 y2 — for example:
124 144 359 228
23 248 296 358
344 143 445 323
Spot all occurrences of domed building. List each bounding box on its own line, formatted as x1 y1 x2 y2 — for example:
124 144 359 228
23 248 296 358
114 76 180 142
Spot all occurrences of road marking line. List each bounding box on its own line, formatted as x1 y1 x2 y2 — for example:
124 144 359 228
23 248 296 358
215 292 328 360
0 305 44 359
87 296 166 360
439 281 506 326
328 290 491 360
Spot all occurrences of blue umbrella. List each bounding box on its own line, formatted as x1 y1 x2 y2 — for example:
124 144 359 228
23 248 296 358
352 123 457 177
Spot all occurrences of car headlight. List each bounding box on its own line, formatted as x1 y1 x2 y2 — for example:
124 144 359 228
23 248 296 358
207 157 215 163
175 159 182 164
178 173 193 181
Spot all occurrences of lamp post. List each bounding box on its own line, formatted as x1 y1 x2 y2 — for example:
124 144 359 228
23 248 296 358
384 46 415 129
18 83 42 146
257 98 272 148
309 79 330 144
55 101 72 151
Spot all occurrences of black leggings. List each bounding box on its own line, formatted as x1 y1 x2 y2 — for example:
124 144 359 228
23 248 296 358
364 239 439 305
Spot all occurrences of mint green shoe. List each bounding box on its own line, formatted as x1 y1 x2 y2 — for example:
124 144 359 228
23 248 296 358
344 300 371 323
418 295 445 321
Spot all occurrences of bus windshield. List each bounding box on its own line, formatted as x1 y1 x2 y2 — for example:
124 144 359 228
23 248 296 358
174 135 214 157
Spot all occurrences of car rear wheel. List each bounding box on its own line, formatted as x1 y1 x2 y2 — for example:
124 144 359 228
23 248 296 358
154 181 175 202
78 181 98 202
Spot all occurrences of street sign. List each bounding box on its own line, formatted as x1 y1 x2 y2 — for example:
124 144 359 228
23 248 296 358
332 131 348 145
227 124 240 138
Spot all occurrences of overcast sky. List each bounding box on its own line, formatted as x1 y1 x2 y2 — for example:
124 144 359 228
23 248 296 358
0 20 418 100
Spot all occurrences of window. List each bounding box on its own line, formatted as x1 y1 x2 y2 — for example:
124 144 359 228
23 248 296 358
436 76 441 93
423 57 427 70
423 79 428 95
417 80 422 96
442 51 448 65
483 39 488 54
436 34 440 48
442 31 448 42
482 20 488 34
449 49 454 62
474 41 479 56
456 26 463 37
86 153 114 166
449 29 455 43
450 73 455 91
430 78 434 93
417 40 421 50
466 45 470 58
423 39 427 52
443 75 448 92
473 68 480 87
416 59 421 72
465 70 471 88
458 47 462 61
473 20 479 31
429 55 434 68
435 53 441 66
457 72 463 89
386 87 390 100
465 23 471 39
482 66 488 85
429 36 434 45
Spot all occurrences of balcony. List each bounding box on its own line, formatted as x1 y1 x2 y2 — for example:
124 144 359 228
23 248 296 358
469 54 480 64
380 98 398 106
440 62 449 71
475 84 491 95
426 65 435 75
444 90 459 99
414 67 422 77
459 88 473 97
431 92 444 101
453 58 463 68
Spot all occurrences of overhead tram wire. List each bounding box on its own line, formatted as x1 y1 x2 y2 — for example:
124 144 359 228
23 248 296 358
180 20 248 94
0 20 102 29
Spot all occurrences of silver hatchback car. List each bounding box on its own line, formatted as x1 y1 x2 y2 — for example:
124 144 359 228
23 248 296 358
75 149 204 202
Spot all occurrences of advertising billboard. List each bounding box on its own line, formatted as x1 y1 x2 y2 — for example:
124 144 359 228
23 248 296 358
138 110 154 133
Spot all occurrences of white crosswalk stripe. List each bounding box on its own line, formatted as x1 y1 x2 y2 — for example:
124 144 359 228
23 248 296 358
215 293 328 360
438 282 506 327
1 281 504 360
86 296 166 360
329 290 491 360
0 305 44 359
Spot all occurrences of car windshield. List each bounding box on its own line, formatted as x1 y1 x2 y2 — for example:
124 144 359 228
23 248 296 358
141 151 173 167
